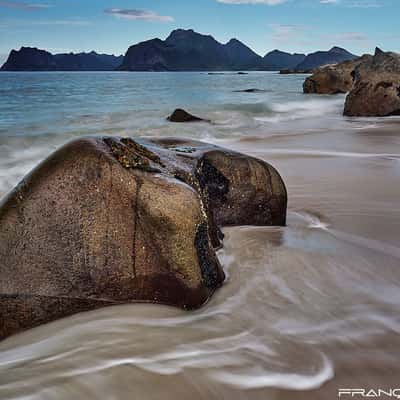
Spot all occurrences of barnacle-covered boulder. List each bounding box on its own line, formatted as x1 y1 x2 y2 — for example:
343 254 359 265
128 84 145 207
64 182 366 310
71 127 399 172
0 136 287 340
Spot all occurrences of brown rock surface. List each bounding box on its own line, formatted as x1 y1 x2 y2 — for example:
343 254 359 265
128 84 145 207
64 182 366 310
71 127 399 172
167 109 206 122
303 55 371 95
344 48 400 117
0 136 287 340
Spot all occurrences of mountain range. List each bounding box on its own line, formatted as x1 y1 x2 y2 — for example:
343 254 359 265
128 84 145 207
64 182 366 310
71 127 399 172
1 29 358 72
1 47 123 71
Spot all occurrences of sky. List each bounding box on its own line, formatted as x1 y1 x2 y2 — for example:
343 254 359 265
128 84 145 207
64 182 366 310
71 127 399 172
0 0 399 64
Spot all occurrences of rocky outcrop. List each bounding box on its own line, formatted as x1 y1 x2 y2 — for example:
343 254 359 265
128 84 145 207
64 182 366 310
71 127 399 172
344 48 400 117
167 109 207 122
1 47 123 71
303 55 371 94
296 47 357 71
0 137 287 340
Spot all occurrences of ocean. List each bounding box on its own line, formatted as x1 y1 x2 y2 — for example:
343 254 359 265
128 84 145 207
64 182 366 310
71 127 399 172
1 71 400 399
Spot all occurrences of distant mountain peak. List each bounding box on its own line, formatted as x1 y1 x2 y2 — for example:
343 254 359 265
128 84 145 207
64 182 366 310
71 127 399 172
226 38 241 44
225 38 253 50
329 46 353 55
171 28 194 34
295 47 357 71
263 49 306 70
166 28 205 42
269 49 287 54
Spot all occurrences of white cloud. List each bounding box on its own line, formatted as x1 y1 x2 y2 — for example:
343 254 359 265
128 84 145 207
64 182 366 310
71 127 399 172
320 0 382 7
0 1 50 10
325 32 369 42
217 0 288 4
31 19 90 26
0 17 90 29
269 24 311 45
267 22 371 53
104 8 174 22
346 0 381 7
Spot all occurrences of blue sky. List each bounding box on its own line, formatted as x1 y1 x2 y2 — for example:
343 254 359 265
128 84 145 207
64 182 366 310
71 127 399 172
0 0 399 64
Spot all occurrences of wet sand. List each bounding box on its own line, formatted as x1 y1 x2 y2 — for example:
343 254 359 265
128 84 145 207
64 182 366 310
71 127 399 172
1 121 400 399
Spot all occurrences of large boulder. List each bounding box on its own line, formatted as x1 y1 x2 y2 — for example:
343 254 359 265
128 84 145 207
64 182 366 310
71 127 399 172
344 48 400 117
303 55 371 94
0 137 287 340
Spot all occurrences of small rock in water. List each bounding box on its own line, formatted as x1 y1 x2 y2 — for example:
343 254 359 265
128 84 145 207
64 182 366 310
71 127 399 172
167 108 206 122
234 88 267 93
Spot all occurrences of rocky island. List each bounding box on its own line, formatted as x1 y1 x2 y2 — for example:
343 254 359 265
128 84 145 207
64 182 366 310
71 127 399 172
1 47 123 71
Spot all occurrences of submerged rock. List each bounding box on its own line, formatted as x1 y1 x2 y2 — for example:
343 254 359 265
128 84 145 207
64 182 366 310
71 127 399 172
344 48 400 117
234 88 268 93
0 136 287 340
279 69 311 74
303 55 371 95
207 72 248 76
167 108 206 122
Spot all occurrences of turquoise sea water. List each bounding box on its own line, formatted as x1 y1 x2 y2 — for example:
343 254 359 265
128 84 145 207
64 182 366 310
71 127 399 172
1 71 400 400
0 71 311 136
0 71 359 198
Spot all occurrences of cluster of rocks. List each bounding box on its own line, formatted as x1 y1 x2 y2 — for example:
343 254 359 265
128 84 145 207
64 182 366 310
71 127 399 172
303 48 400 117
0 136 287 340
